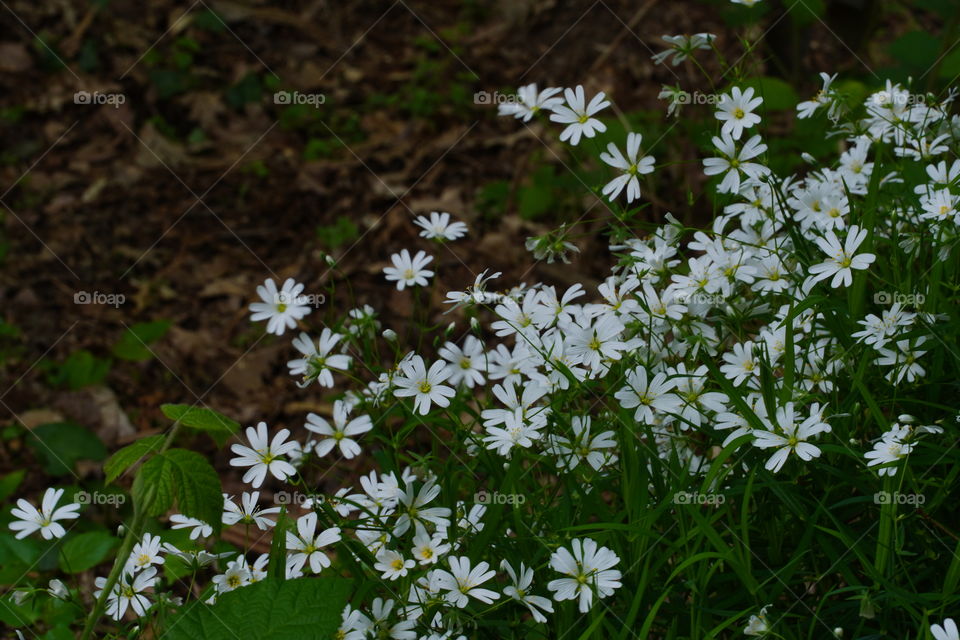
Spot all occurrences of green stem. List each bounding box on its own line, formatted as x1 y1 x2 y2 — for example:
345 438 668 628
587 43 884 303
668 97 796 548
80 422 181 640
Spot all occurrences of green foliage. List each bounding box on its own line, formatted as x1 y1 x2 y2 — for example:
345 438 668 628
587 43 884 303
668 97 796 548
163 578 350 640
315 216 360 250
0 470 25 501
737 76 799 111
103 435 165 484
59 531 118 574
47 350 110 389
133 448 223 530
112 321 171 361
225 73 263 110
161 403 240 446
28 422 106 476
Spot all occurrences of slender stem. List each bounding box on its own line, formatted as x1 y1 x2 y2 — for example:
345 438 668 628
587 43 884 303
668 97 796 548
80 422 181 640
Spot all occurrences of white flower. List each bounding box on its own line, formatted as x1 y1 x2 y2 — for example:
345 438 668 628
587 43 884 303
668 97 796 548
438 336 486 388
744 604 772 635
287 329 351 388
703 132 769 194
864 424 913 476
411 525 451 565
286 512 341 575
720 341 760 386
807 225 876 289
414 211 468 241
651 33 715 66
502 560 554 623
434 556 499 608
751 403 831 473
249 277 312 336
483 407 545 456
498 83 563 121
212 558 251 593
374 548 415 580
600 132 656 203
392 355 455 415
47 579 69 600
306 400 373 459
932 619 960 640
614 367 682 424
394 479 451 537
125 533 165 573
229 422 299 488
383 249 434 290
549 85 610 146
548 416 617 472
168 514 213 540
222 491 280 530
547 538 621 613
9 488 80 540
797 72 839 119
94 566 158 621
716 86 763 140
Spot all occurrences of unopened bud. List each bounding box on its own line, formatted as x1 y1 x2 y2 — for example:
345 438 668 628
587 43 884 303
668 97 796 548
382 329 397 341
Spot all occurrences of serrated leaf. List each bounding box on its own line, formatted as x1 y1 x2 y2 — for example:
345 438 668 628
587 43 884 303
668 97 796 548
163 578 350 640
161 404 239 447
58 531 118 573
136 454 176 517
104 435 165 484
163 448 223 531
113 321 171 361
28 422 106 476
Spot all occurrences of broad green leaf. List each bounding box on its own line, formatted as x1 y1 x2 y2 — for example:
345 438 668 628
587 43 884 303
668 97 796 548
0 533 42 583
104 435 165 484
160 404 239 436
58 531 117 573
28 422 106 476
49 350 110 390
737 77 799 111
0 470 25 501
888 31 941 71
135 454 176 517
162 448 223 530
163 578 350 640
113 321 171 361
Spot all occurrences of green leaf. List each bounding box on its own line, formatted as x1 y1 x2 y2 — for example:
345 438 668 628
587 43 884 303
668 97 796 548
49 350 110 389
160 404 239 446
0 533 42 583
113 321 171 361
104 435 165 484
737 77 799 112
136 454 176 517
58 531 118 574
268 507 288 582
161 404 239 435
163 578 350 640
0 470 25 501
888 31 941 72
162 448 223 530
28 422 106 476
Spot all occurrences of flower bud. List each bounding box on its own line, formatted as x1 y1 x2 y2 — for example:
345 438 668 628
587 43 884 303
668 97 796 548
382 329 397 341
